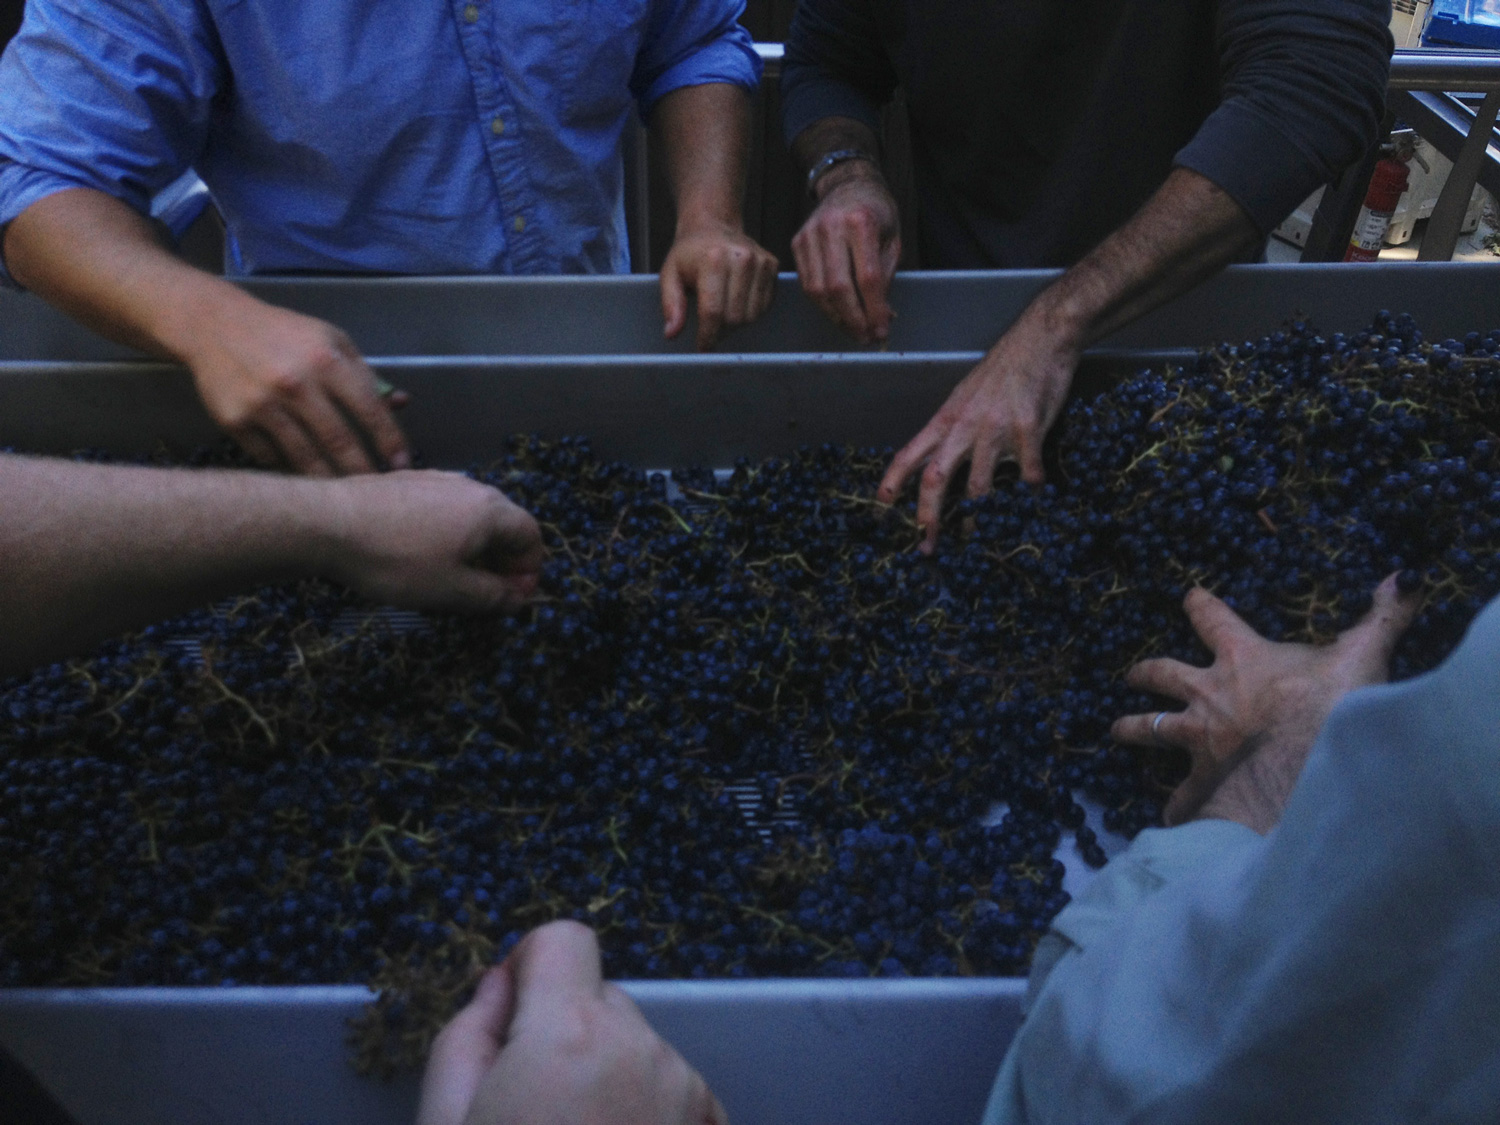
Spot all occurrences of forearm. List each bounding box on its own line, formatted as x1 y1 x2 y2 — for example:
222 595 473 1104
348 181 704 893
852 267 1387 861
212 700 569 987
652 83 753 234
790 115 885 203
1020 168 1262 351
0 454 339 676
791 116 880 177
3 187 258 366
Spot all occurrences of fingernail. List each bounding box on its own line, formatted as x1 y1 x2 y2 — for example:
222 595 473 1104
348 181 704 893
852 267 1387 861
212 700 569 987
391 451 411 470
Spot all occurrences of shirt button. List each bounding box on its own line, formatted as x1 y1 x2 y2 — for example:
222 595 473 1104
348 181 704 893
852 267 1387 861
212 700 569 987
464 4 479 22
490 117 505 136
513 215 526 233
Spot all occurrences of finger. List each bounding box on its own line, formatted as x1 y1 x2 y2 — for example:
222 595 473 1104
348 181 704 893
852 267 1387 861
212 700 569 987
1164 769 1221 828
291 384 379 476
881 230 903 280
1110 708 1190 749
507 920 607 1035
749 252 777 323
1337 572 1421 676
1163 728 1266 828
722 249 755 331
417 966 517 1125
694 266 728 352
849 226 895 341
792 226 823 304
878 438 935 507
259 404 337 477
661 261 687 341
598 980 647 1021
1182 586 1262 658
966 438 1001 501
478 506 548 582
1123 656 1204 704
814 224 870 341
1016 426 1047 486
916 438 969 554
329 353 412 470
405 566 537 616
677 1069 729 1125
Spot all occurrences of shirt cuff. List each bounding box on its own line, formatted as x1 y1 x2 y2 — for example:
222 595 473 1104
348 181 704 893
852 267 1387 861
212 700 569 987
1173 99 1330 236
638 36 763 118
780 73 882 149
1026 819 1262 1008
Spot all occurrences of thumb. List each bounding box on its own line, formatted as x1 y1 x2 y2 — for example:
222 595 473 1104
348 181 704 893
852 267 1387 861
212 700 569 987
417 966 517 1125
447 565 540 614
1336 573 1421 683
661 260 687 340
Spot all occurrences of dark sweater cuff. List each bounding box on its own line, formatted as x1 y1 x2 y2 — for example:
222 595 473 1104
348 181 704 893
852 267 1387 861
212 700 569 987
780 72 883 149
1174 99 1331 235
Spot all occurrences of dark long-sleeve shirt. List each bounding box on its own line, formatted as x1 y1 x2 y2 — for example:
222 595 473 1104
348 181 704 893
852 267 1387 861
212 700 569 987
782 0 1393 269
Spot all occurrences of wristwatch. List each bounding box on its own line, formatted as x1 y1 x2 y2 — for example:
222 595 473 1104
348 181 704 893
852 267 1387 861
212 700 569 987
805 148 877 199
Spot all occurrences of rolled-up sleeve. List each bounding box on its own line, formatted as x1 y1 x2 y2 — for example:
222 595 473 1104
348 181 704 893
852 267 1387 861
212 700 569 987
0 0 221 286
1173 0 1392 234
780 0 895 146
632 0 762 117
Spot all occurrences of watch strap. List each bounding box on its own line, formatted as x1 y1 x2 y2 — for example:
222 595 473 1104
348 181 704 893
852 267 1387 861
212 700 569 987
805 148 877 199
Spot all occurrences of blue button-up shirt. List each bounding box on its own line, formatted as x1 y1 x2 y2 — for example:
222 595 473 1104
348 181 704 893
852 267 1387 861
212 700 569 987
0 0 760 285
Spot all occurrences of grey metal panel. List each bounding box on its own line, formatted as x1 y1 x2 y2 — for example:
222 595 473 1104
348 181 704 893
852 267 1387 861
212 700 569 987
4 264 1499 465
0 352 1181 466
5 264 1500 364
0 980 1025 1125
0 264 1495 1121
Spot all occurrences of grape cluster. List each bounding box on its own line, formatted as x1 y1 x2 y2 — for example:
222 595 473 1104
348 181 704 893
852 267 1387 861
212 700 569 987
1 312 1498 1073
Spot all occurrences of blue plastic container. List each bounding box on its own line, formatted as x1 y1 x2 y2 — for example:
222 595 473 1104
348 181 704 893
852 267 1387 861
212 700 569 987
1423 0 1500 50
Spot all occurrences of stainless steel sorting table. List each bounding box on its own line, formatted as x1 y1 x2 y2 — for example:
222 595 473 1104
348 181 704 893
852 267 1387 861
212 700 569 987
0 264 1496 1125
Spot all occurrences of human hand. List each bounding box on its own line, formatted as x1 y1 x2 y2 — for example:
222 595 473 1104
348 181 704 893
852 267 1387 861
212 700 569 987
329 470 544 613
661 223 778 351
877 309 1079 553
791 166 900 344
183 294 410 476
1111 575 1419 831
417 920 728 1125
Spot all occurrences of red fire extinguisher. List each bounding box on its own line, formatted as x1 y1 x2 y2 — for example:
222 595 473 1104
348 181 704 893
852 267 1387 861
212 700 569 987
1344 157 1412 262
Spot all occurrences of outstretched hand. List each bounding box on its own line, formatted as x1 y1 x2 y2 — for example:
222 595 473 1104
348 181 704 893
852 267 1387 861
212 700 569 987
876 308 1079 553
1112 575 1419 831
330 471 545 614
418 920 728 1125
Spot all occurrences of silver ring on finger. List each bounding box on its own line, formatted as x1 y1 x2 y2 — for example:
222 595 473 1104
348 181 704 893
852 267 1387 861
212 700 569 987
1151 711 1169 747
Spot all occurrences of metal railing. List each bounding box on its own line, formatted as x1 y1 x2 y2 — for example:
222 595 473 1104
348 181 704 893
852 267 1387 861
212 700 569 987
1301 49 1500 261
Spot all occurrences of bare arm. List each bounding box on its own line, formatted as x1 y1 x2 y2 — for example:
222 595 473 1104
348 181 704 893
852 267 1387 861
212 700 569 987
1019 167 1262 347
3 188 409 475
0 454 544 678
880 168 1262 551
652 83 778 350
